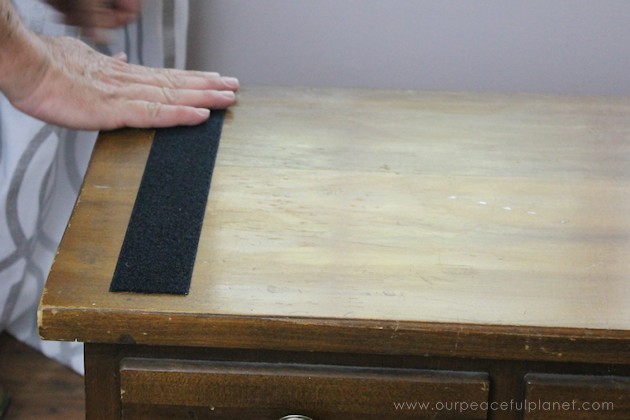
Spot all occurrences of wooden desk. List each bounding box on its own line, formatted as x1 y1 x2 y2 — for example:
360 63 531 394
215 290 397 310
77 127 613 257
39 87 630 419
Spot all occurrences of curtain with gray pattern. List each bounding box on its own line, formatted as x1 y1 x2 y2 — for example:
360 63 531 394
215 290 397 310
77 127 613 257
0 0 188 374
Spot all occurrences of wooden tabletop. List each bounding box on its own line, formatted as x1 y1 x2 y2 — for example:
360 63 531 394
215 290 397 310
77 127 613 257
39 86 630 362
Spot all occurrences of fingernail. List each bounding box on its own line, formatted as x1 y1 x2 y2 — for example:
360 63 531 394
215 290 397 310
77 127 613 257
223 77 240 89
220 91 236 100
113 52 128 62
197 108 210 118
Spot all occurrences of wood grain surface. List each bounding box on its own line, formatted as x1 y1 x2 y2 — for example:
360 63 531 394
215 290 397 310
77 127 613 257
39 86 630 361
524 373 630 419
0 333 84 419
119 359 489 419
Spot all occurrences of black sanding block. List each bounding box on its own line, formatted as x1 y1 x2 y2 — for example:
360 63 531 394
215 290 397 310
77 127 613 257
109 110 225 294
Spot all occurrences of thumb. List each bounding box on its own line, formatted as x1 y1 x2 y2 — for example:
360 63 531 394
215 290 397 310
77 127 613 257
112 51 128 62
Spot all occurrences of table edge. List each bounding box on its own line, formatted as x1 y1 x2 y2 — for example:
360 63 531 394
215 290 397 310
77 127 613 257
38 306 630 365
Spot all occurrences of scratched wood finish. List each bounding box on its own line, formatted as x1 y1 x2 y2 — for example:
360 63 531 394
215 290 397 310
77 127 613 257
39 86 630 361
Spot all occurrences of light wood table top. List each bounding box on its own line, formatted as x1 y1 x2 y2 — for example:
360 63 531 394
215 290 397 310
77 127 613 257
39 86 630 362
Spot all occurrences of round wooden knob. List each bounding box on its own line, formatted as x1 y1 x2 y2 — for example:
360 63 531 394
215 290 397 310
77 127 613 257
278 416 314 420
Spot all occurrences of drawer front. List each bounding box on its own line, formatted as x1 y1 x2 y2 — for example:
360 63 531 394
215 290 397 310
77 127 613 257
524 373 630 419
120 358 489 419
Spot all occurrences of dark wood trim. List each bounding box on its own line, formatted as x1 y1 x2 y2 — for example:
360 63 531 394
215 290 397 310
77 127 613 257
42 310 630 365
84 342 630 420
84 344 122 420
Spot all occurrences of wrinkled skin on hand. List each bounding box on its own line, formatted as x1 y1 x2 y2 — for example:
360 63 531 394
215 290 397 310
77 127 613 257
7 35 239 130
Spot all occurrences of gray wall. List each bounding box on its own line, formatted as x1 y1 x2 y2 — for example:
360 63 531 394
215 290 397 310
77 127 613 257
187 0 630 95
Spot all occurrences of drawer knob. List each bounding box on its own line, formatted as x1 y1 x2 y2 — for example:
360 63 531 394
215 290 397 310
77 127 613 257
279 416 314 420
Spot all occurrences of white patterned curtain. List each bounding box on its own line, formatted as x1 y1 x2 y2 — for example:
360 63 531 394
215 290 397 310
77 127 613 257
0 0 189 374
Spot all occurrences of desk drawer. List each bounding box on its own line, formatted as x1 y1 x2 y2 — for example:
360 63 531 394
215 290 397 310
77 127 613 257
523 373 630 419
120 358 489 419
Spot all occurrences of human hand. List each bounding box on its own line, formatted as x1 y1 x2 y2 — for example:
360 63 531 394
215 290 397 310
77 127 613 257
4 35 239 130
45 0 141 40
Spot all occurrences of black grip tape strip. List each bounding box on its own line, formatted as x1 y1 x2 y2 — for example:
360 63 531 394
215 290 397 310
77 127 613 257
109 110 225 294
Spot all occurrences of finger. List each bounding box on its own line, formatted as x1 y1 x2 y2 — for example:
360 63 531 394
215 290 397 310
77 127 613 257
120 84 237 108
118 101 213 128
114 0 141 15
113 65 240 91
62 9 137 29
112 52 128 62
82 27 114 44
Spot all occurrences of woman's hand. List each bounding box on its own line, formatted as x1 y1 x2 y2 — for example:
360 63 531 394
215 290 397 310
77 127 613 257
6 35 239 130
45 0 141 37
1 0 238 130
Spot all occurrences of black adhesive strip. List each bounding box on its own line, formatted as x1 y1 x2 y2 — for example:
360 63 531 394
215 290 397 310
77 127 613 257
109 110 225 294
